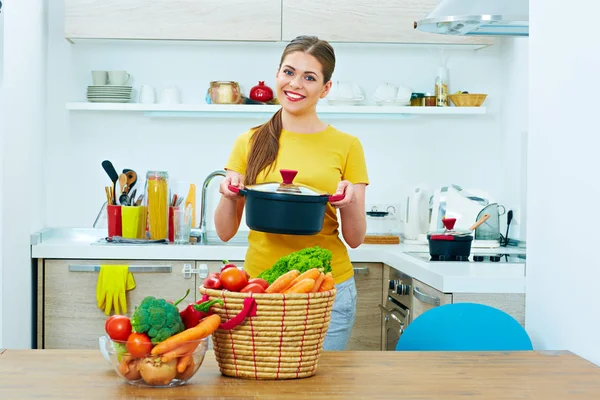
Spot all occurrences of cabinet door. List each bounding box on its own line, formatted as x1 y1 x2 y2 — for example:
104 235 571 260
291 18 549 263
43 259 196 349
65 0 282 41
282 0 492 45
347 263 382 351
411 278 452 322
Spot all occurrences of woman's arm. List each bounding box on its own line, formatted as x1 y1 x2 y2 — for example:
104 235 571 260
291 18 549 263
214 170 246 242
337 183 367 248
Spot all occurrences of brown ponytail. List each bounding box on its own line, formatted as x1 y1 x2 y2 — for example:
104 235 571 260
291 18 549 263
244 35 336 186
245 108 283 186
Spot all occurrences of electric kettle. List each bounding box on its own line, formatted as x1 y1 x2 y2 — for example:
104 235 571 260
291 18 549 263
403 185 432 241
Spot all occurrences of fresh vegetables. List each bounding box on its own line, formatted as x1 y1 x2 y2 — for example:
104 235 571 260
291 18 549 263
258 246 332 284
265 270 300 293
179 298 223 330
219 267 249 292
103 290 222 387
203 272 222 289
131 296 186 344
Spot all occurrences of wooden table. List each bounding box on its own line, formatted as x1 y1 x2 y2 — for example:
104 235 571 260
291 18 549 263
1 350 599 399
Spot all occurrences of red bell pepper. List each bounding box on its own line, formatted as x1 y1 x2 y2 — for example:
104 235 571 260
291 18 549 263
180 298 223 330
203 272 222 289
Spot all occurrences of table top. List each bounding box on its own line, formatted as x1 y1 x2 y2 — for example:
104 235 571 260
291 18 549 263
1 349 599 399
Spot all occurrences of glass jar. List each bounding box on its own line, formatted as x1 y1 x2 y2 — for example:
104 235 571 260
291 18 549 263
145 171 169 240
424 93 437 107
208 81 242 104
410 93 425 107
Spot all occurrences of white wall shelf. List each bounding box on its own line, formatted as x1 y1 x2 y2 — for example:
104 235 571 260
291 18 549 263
65 102 487 119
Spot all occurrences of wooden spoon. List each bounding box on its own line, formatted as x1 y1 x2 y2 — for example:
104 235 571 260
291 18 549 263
469 213 491 231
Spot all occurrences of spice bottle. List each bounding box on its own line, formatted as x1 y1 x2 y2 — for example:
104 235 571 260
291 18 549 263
435 66 449 107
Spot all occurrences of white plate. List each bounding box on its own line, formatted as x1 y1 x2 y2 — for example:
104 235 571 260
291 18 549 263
87 98 131 103
88 85 132 89
87 90 132 94
87 94 132 98
375 100 410 106
327 99 363 106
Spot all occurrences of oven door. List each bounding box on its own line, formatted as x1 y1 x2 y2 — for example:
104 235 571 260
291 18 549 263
379 295 410 351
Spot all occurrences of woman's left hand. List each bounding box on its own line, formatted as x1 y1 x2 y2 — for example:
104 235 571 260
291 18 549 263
330 180 355 208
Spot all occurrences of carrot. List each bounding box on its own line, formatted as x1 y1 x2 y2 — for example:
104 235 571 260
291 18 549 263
265 270 300 293
282 278 316 294
319 274 335 292
177 354 193 373
160 340 200 362
311 272 326 293
284 268 321 291
151 314 221 356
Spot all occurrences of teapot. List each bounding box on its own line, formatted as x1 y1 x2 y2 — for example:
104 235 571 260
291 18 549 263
249 81 274 102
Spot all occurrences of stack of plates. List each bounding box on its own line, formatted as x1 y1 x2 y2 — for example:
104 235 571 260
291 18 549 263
87 86 132 103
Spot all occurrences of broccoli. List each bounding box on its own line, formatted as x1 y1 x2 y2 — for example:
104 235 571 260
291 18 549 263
258 246 333 284
131 296 185 344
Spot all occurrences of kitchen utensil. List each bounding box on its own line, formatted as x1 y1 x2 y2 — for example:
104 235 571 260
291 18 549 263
469 213 490 231
249 81 274 102
228 169 344 235
427 218 473 259
134 194 144 206
123 169 137 190
502 210 513 246
101 160 119 204
118 173 129 205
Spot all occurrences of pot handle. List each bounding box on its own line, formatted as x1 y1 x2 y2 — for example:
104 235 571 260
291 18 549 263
228 185 246 196
328 193 345 202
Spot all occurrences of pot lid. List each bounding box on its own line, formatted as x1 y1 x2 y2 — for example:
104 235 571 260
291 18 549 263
246 169 328 197
428 217 472 237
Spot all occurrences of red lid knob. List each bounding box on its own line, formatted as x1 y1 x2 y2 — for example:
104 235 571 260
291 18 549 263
442 218 456 230
280 169 298 184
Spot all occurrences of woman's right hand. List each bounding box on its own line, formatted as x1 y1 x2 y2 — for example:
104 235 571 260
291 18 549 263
219 171 244 200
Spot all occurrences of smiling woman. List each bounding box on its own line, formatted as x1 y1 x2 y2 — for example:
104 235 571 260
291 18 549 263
213 35 370 351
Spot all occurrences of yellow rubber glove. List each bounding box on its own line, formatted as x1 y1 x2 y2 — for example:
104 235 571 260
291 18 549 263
96 265 136 315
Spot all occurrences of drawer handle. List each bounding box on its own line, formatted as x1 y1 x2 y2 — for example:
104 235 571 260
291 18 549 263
68 265 172 273
413 287 441 306
353 267 369 275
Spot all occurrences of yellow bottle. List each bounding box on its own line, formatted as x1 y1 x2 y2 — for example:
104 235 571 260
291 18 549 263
145 171 169 240
435 66 449 107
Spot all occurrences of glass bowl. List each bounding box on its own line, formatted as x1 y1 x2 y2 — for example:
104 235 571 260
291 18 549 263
100 335 209 387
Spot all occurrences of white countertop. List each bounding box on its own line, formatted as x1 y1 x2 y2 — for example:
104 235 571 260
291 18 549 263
30 228 526 294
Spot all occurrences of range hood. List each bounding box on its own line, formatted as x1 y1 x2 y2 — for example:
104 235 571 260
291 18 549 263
414 0 529 37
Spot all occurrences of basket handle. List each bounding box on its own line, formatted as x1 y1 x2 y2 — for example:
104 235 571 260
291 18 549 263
200 294 257 330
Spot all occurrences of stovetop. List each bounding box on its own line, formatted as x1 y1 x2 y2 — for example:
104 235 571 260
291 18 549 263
406 252 526 264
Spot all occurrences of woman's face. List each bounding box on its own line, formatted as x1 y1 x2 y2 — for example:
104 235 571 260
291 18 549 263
275 51 331 115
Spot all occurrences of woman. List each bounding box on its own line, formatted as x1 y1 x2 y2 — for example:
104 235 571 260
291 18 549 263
214 35 369 351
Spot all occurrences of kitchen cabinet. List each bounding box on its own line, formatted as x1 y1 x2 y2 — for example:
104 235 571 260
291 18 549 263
39 259 197 349
347 262 383 351
411 278 452 322
64 0 282 42
281 0 493 45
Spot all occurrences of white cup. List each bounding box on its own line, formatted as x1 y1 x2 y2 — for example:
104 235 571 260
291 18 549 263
91 71 108 85
108 70 131 86
159 86 181 104
139 85 155 104
373 83 398 102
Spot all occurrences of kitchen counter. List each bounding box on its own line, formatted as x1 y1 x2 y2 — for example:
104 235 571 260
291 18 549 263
30 228 526 294
1 349 598 399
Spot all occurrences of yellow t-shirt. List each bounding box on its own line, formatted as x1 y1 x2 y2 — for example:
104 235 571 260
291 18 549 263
224 124 369 284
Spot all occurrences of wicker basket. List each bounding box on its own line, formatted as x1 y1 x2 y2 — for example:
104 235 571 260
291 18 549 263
448 93 487 107
198 286 336 380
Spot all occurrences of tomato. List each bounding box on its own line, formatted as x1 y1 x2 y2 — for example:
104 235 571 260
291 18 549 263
219 267 248 292
106 315 132 342
240 283 265 294
248 278 269 290
203 272 222 289
221 262 237 273
126 332 153 358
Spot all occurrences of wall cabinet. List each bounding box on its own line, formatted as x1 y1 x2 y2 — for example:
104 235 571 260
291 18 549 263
39 259 197 349
347 262 383 351
65 0 493 46
282 0 492 45
64 0 282 42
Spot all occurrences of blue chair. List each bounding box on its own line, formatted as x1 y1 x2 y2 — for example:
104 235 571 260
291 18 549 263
395 303 533 351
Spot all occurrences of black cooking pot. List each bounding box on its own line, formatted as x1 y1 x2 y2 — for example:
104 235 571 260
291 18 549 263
427 218 473 258
228 169 344 235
